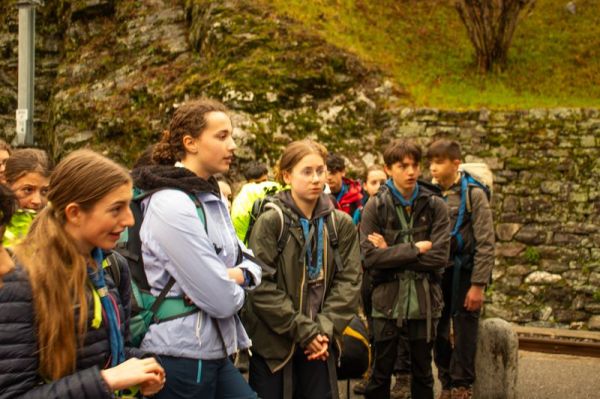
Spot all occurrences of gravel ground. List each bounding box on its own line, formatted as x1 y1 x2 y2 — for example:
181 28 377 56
337 350 600 399
516 350 600 399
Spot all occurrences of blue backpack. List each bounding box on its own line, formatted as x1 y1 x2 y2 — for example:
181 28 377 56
450 165 493 314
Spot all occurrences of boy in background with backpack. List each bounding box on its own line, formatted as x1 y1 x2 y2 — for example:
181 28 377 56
360 139 450 399
326 153 363 224
427 139 495 399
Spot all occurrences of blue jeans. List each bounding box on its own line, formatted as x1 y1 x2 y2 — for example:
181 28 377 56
155 356 257 399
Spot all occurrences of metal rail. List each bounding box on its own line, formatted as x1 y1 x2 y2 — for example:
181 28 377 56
518 335 600 358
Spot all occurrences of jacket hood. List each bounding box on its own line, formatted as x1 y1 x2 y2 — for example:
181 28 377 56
379 179 441 203
132 165 220 196
276 190 336 220
417 180 442 197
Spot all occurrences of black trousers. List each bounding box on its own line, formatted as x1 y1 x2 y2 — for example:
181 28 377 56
249 348 332 399
434 267 481 390
365 319 435 399
362 272 411 375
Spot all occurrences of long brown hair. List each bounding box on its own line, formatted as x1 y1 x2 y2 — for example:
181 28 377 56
152 98 229 165
14 149 131 380
0 183 17 282
0 139 12 154
4 148 52 185
275 139 328 184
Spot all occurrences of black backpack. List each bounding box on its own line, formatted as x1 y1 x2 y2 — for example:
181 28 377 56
337 315 371 380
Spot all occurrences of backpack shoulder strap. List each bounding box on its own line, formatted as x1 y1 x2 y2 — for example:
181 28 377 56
149 277 178 323
374 191 388 228
465 180 488 214
326 211 344 272
262 201 289 256
186 192 208 233
104 252 122 288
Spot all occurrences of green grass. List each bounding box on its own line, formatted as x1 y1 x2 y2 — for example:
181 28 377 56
261 0 600 109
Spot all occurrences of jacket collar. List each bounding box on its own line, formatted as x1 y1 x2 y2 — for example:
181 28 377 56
276 190 335 221
131 164 220 196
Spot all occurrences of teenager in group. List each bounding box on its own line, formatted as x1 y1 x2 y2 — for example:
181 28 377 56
215 174 233 212
242 160 269 183
3 148 52 249
0 149 165 398
0 140 12 183
354 164 412 399
132 98 262 399
427 139 495 399
360 139 450 399
231 173 281 242
326 153 363 224
362 165 386 204
242 139 362 399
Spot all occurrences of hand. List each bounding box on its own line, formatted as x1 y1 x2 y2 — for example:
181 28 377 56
464 285 485 311
227 267 245 285
140 376 166 396
368 233 388 249
100 357 165 392
415 241 432 254
304 334 329 361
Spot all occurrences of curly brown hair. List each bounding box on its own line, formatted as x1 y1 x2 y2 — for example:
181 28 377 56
152 99 229 165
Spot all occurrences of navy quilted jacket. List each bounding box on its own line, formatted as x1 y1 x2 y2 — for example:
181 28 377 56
0 252 145 399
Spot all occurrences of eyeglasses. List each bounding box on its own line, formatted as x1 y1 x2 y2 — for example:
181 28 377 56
299 167 327 179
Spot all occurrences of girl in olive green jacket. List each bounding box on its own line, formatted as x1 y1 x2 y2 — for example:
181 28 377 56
242 139 362 399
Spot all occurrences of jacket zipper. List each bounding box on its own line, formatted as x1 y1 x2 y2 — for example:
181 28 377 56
273 238 307 373
405 277 411 321
196 309 203 349
320 229 329 313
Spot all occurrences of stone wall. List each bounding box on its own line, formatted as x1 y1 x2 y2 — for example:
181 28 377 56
381 108 599 329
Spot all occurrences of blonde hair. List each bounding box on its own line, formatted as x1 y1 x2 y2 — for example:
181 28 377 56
274 139 328 185
14 149 131 380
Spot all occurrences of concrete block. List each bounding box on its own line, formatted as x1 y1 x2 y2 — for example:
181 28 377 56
473 318 518 399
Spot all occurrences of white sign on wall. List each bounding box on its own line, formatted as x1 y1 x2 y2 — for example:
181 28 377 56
15 108 28 144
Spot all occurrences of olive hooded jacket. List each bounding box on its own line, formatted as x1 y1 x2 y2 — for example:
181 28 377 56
242 191 362 373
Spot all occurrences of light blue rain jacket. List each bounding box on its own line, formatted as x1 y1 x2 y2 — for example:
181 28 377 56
139 189 262 360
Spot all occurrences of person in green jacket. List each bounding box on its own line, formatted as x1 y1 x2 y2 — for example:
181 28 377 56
231 179 281 242
3 149 52 249
242 139 362 399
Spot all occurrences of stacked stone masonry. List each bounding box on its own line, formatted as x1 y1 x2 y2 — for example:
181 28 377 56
389 108 600 330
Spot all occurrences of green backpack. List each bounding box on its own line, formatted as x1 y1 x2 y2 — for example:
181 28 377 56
111 188 204 347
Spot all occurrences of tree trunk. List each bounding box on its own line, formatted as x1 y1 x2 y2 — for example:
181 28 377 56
455 0 535 73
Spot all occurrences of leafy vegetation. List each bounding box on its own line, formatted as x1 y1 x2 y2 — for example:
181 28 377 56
261 0 600 109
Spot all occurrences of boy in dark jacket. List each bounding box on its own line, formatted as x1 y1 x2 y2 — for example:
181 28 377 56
427 139 495 399
360 139 450 399
326 153 363 224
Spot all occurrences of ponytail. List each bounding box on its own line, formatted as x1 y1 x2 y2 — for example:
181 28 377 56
14 149 131 380
152 130 177 165
16 207 89 379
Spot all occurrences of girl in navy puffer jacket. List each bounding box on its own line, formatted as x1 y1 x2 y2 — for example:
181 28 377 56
0 150 165 398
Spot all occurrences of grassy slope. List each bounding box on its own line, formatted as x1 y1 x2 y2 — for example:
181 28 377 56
261 0 600 109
